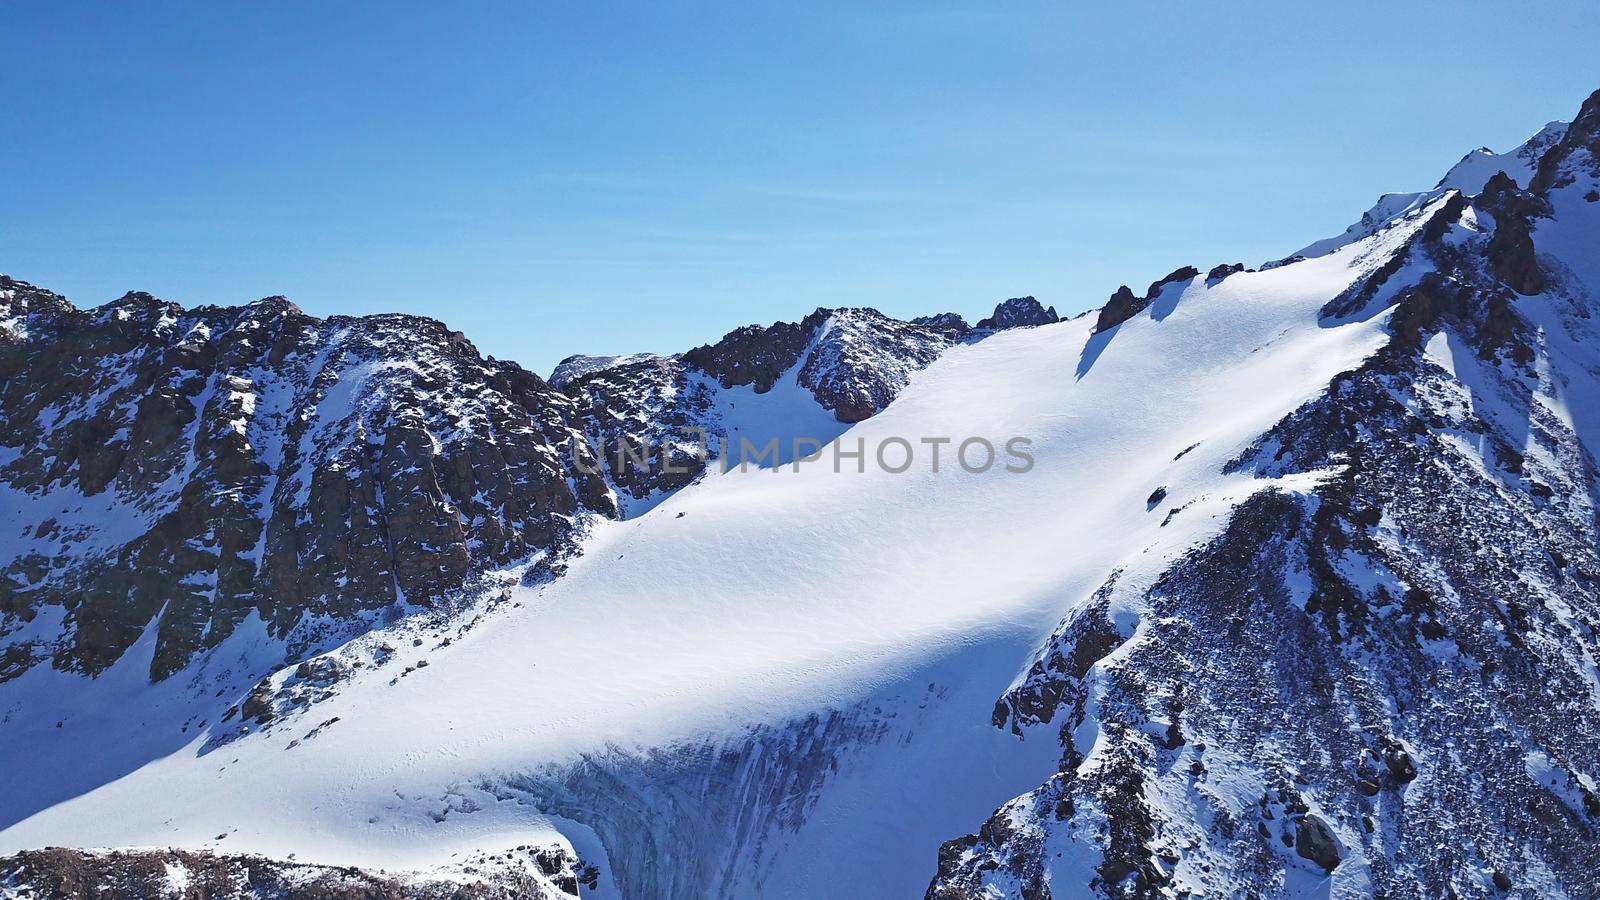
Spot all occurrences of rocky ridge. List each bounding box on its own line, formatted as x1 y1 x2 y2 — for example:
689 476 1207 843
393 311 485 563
0 845 595 899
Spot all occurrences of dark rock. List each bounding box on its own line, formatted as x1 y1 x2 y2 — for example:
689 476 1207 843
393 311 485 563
1531 88 1600 195
794 309 950 422
1095 285 1145 333
975 296 1058 331
681 307 952 424
910 312 971 338
681 312 822 393
1094 268 1197 334
1384 748 1417 784
239 681 276 724
0 846 586 899
1294 814 1341 871
1478 172 1547 295
1144 266 1200 299
0 275 76 348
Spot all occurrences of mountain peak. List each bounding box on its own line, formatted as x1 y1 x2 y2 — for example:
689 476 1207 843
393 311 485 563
1284 104 1583 266
1436 119 1568 194
0 275 74 342
244 294 303 317
975 296 1058 331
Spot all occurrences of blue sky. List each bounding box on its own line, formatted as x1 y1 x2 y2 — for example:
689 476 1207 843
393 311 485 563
4 2 1598 375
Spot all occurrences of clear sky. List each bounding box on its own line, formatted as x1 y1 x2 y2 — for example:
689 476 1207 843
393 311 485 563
4 2 1598 375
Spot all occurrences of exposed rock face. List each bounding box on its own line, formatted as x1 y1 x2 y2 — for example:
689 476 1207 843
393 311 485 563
1094 285 1144 333
910 312 972 338
0 846 594 899
1320 191 1469 321
679 307 953 423
975 296 1058 331
1294 814 1341 872
681 313 821 394
1478 171 1549 295
1205 262 1245 282
1143 265 1199 299
1530 88 1600 195
562 355 718 507
0 276 74 344
0 293 627 679
794 309 951 422
1095 267 1199 332
929 93 1600 898
547 352 666 389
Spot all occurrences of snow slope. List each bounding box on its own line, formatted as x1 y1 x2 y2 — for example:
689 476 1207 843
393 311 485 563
0 194 1429 896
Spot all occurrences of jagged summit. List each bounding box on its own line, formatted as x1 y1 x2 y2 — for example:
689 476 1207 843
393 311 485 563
548 352 666 389
557 297 1063 399
0 275 74 342
1436 119 1569 193
1276 111 1579 268
910 311 971 336
975 296 1058 331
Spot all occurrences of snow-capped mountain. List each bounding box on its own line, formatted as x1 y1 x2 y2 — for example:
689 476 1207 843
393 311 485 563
1279 120 1571 267
3 89 1599 899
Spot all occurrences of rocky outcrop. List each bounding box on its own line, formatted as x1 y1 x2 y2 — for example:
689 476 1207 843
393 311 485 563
547 352 665 389
0 276 74 345
680 313 822 394
1143 265 1199 299
1478 171 1549 295
1319 191 1468 320
562 355 717 506
1530 88 1600 195
910 312 972 338
794 309 950 422
1094 286 1144 333
678 307 954 423
1093 267 1199 333
975 296 1058 331
1295 814 1341 872
0 846 594 899
1205 262 1245 283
